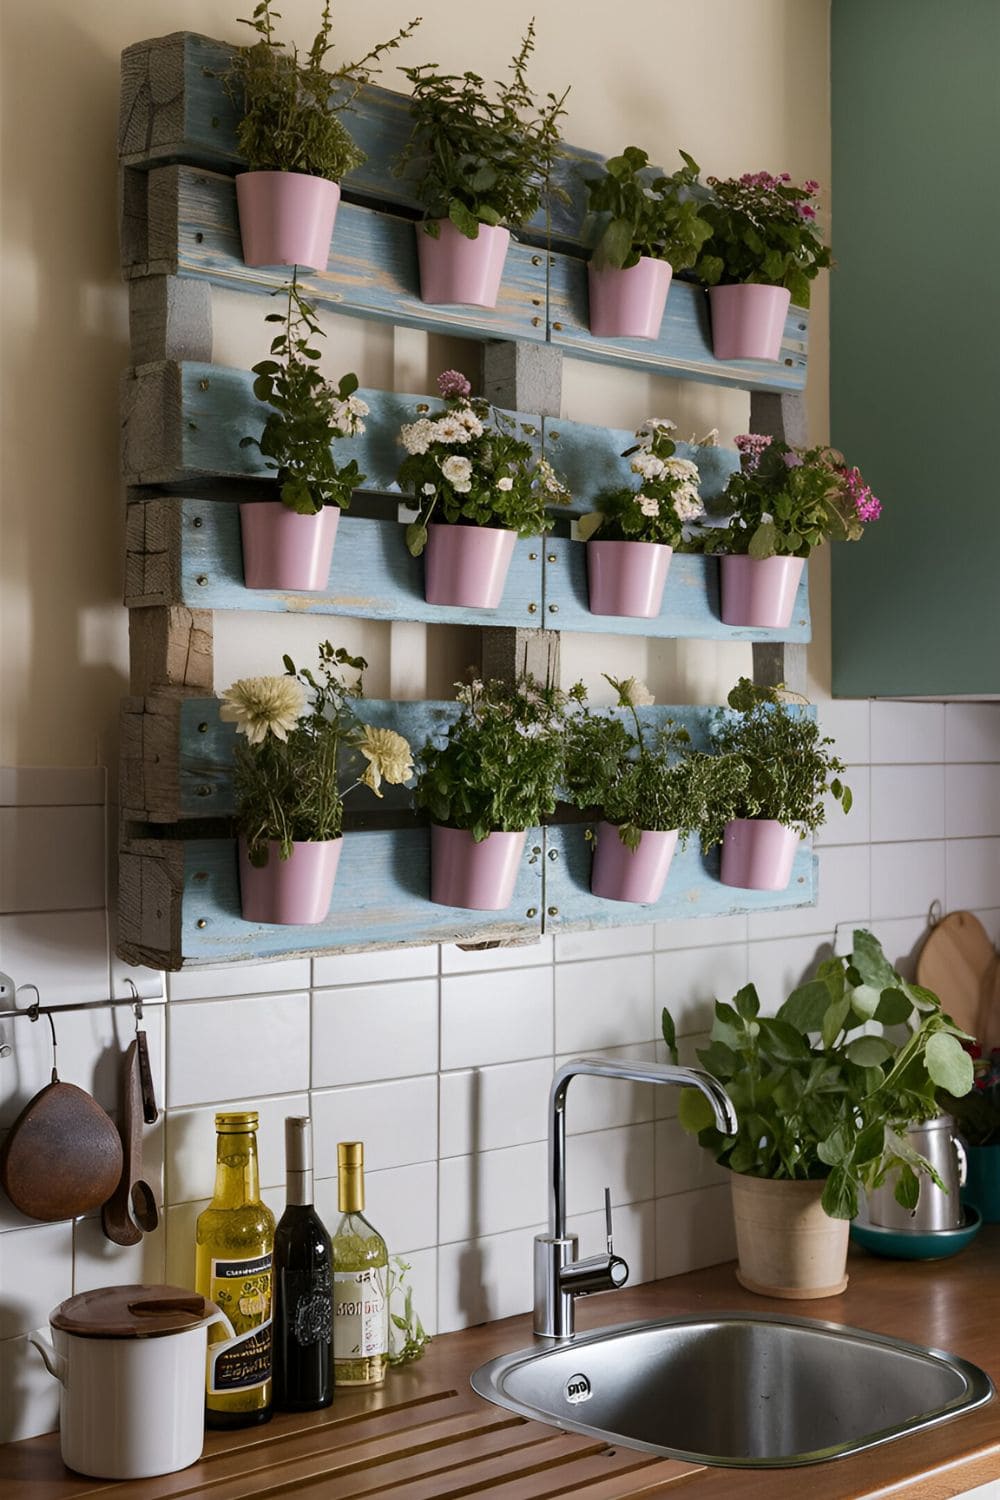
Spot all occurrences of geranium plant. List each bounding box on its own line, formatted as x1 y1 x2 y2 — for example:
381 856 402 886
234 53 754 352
397 22 569 238
586 147 711 272
700 433 882 560
221 641 413 862
695 170 832 305
577 417 704 546
398 370 571 557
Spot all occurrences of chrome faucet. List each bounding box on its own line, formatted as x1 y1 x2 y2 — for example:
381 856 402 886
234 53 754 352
533 1055 738 1339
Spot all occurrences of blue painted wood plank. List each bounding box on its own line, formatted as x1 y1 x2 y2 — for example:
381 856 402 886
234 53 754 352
542 419 741 517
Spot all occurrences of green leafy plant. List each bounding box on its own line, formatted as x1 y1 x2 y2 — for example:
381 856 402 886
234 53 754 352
664 929 974 1219
387 1255 431 1365
586 146 711 272
413 675 585 841
397 370 570 556
694 170 832 306
577 417 704 548
702 677 850 847
228 1 421 181
221 642 413 861
242 279 367 514
397 21 569 238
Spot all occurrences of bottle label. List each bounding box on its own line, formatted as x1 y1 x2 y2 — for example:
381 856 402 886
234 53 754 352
285 1265 333 1348
333 1267 387 1359
207 1252 273 1395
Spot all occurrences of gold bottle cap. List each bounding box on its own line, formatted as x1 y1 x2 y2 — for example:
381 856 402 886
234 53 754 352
338 1140 365 1213
215 1111 259 1133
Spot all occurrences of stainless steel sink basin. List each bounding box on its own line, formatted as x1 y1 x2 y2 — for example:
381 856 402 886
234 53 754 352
471 1312 993 1468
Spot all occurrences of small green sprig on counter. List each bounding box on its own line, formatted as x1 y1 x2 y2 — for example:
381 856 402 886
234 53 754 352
413 674 584 842
586 146 712 272
388 1256 431 1366
397 20 569 238
694 170 832 306
242 279 367 515
228 1 421 181
664 929 974 1220
576 417 704 548
221 642 413 862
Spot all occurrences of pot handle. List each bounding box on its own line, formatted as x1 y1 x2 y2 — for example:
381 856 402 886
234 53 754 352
954 1134 968 1188
28 1329 67 1385
205 1308 237 1341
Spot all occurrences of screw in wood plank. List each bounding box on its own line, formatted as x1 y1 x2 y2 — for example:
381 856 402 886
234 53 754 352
198 378 210 391
195 233 204 243
547 553 557 563
532 846 542 856
548 431 560 441
548 604 559 614
195 785 212 797
547 906 559 917
784 358 793 366
527 603 538 614
531 255 542 265
548 849 559 861
195 575 208 586
194 872 208 883
192 516 203 528
532 298 541 307
528 552 538 561
198 722 209 733
531 317 541 327
552 322 563 331
416 403 429 413
526 907 538 918
196 919 207 928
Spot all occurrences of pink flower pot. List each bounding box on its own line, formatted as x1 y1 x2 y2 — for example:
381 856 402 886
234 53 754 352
239 503 340 591
424 524 517 609
591 822 678 904
416 220 510 308
708 284 792 361
238 838 343 924
430 825 526 910
586 540 673 619
235 172 340 272
587 256 673 339
720 554 805 629
720 819 799 892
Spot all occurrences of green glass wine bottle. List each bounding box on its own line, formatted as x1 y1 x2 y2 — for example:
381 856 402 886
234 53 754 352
331 1141 388 1387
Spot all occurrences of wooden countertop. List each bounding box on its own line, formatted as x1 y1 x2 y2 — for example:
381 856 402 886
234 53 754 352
4 1233 1000 1500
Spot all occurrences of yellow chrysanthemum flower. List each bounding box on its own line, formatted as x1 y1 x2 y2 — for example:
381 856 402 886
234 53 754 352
219 676 307 744
357 726 413 797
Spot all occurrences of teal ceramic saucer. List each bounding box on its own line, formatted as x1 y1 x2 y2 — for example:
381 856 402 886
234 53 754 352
850 1205 982 1261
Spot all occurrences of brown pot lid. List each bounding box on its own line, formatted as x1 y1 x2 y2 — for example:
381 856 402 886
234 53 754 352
50 1284 220 1339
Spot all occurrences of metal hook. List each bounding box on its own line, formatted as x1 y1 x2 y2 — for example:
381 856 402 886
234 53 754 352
125 977 143 1028
18 984 58 1082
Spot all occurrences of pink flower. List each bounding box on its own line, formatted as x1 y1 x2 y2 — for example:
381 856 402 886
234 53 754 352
437 369 472 399
783 452 804 468
804 179 820 195
798 203 817 220
779 172 791 182
735 432 772 472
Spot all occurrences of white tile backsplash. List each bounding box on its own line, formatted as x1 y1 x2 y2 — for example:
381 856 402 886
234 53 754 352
565 1122 655 1217
0 1223 74 1339
0 806 106 913
654 1183 736 1278
439 1058 552 1158
655 940 749 1038
166 992 310 1108
311 1075 438 1176
166 1092 310 1204
945 703 1000 762
168 957 310 1001
870 764 945 843
946 838 1000 912
747 842 869 942
313 945 438 987
436 1222 541 1334
438 1141 548 1243
554 924 654 962
946 764 1000 839
441 935 553 974
312 979 439 1086
870 701 945 764
871 840 945 921
554 953 655 1053
441 966 552 1070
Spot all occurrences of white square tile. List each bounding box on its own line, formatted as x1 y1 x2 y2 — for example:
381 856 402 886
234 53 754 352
817 699 870 767
312 979 438 1087
0 908 109 1008
566 1122 654 1217
870 765 945 843
816 766 871 846
166 1092 309 1204
566 1198 656 1284
439 1059 552 1158
311 1075 438 1177
655 940 748 1039
168 957 310 1001
556 1043 657 1135
870 702 945 764
441 935 553 974
315 1160 438 1254
389 1245 438 1341
654 1117 729 1197
741 933 832 1016
441 967 552 1071
0 1334 60 1442
654 1183 736 1278
747 843 870 942
313 945 437 987
110 960 164 1003
436 1222 540 1333
871 841 945 922
166 992 309 1108
655 913 748 952
554 953 655 1053
438 1142 548 1243
554 926 654 963
946 765 1000 838
866 916 932 981
946 704 1000 763
946 839 1000 913
0 807 106 913
0 1223 74 1339
72 1214 165 1293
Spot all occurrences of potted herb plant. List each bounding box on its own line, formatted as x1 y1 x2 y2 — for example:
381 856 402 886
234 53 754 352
664 930 973 1297
585 147 711 340
694 171 832 360
703 677 851 891
227 2 420 270
413 675 582 911
701 432 882 628
397 369 571 609
221 642 413 924
240 279 368 591
576 417 704 618
396 23 569 308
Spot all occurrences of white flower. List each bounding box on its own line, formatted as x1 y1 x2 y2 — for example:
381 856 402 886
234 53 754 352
219 676 306 745
456 408 484 437
662 456 701 482
433 416 467 444
694 427 719 447
357 726 413 797
496 476 514 492
635 416 677 447
421 482 436 495
761 511 774 525
631 452 666 481
619 677 655 708
441 455 473 492
401 419 434 455
673 489 704 521
637 493 660 517
329 395 367 436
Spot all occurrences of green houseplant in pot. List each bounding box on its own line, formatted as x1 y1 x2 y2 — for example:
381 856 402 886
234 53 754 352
664 929 974 1297
703 677 850 892
221 642 413 924
694 170 832 360
585 146 711 340
396 22 569 307
414 674 583 911
397 369 571 609
227 1 420 269
240 279 368 591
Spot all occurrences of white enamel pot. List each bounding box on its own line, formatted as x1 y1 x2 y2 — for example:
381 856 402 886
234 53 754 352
29 1284 234 1480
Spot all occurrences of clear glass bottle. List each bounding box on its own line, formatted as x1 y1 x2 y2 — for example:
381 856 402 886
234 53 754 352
195 1111 275 1428
273 1116 334 1410
332 1140 388 1387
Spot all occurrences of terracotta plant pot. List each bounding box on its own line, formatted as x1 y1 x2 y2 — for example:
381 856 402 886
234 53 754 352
239 503 340 591
238 838 342 925
586 540 673 619
235 172 340 271
430 825 525 911
587 256 673 339
708 283 792 361
416 220 510 308
730 1172 850 1299
719 554 805 629
590 822 678 904
424 524 517 609
720 818 799 892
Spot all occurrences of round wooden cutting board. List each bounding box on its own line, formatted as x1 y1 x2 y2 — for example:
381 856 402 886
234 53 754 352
916 910 997 1044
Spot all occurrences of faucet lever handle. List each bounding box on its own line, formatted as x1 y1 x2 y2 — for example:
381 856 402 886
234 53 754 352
604 1186 614 1256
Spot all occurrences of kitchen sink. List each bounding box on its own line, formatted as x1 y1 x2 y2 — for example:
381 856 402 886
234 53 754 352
470 1312 993 1468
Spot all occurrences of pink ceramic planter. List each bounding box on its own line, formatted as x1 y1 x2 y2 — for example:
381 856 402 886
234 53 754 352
720 554 805 629
238 838 343 924
586 540 673 619
719 819 799 891
235 172 340 272
416 220 510 308
587 256 673 339
424 524 517 609
430 825 526 910
591 822 678 904
239 503 340 592
708 283 792 361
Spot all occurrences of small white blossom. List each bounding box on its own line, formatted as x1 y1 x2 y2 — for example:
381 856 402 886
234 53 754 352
673 488 704 521
433 416 467 444
421 482 436 495
662 456 701 482
441 455 473 492
631 452 666 481
401 419 434 455
619 677 655 708
635 416 677 448
456 408 484 437
219 676 306 745
637 493 660 517
496 476 514 492
357 726 413 797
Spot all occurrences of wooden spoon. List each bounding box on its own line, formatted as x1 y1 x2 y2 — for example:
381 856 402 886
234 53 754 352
102 1041 158 1245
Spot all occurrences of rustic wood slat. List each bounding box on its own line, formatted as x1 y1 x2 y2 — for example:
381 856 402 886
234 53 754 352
128 606 213 696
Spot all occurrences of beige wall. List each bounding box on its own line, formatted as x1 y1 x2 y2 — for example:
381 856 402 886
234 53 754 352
0 0 831 767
